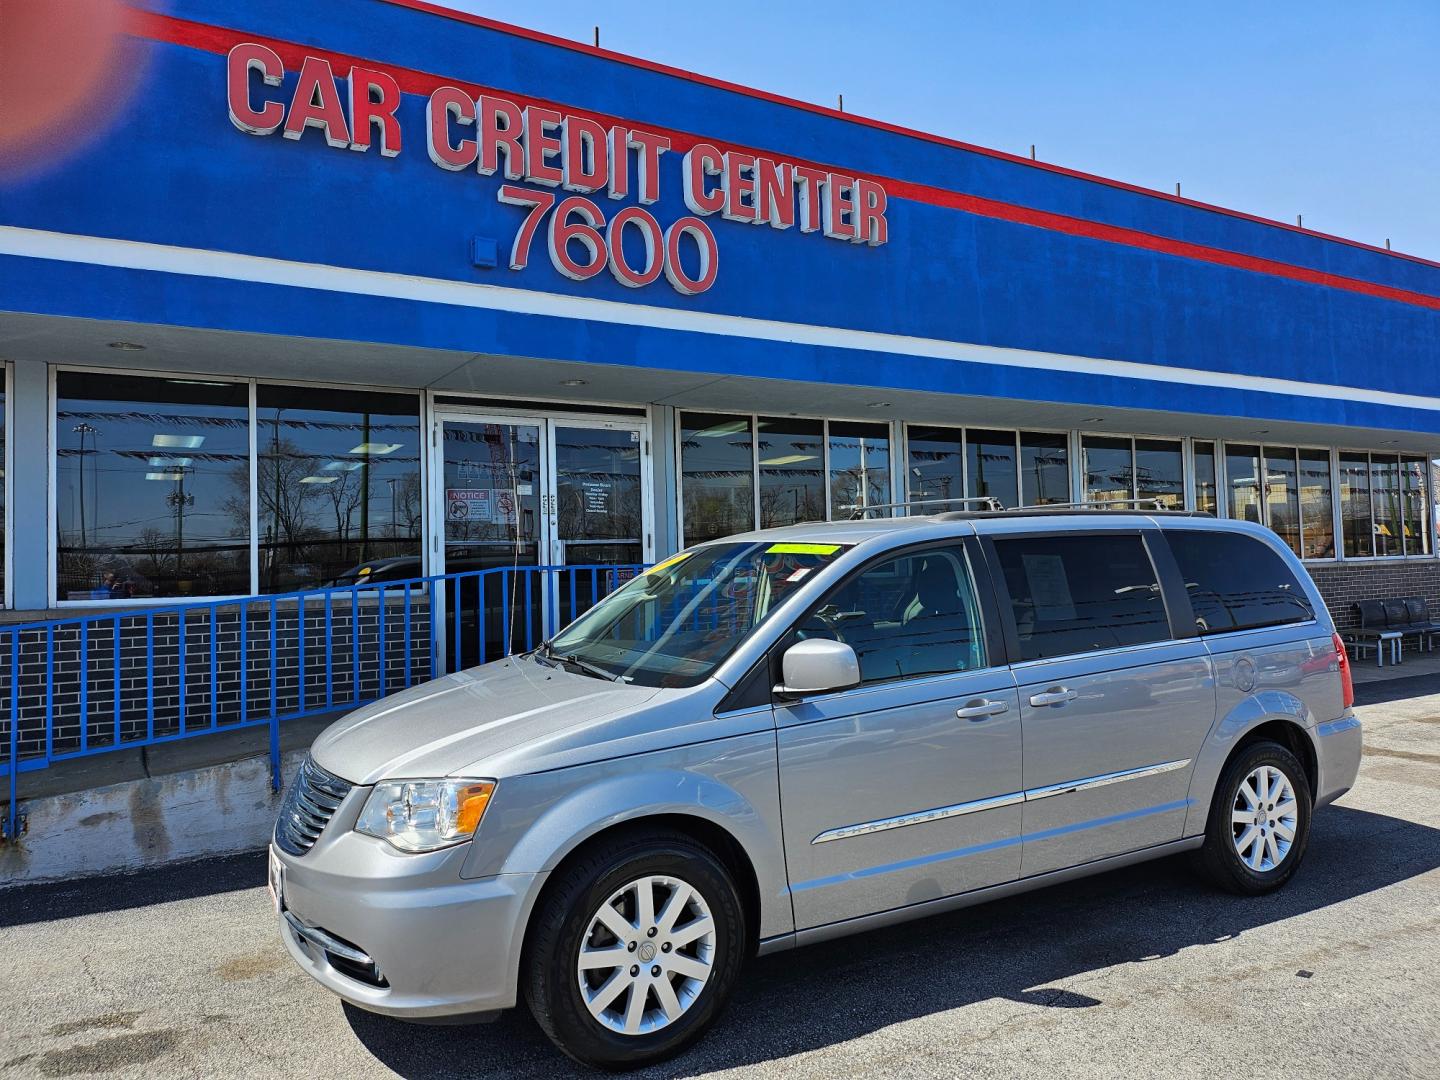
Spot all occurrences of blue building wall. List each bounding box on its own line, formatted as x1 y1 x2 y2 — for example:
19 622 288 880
1 0 1437 430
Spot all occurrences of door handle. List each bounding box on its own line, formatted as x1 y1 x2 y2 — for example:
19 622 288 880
956 698 1010 720
1028 687 1078 708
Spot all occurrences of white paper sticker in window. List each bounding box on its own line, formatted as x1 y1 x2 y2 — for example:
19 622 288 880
1022 553 1076 621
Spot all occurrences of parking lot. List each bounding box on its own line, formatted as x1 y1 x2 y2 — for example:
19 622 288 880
3 681 1439 1079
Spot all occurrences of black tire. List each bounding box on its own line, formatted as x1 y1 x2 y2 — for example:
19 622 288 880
1195 739 1312 895
523 829 747 1070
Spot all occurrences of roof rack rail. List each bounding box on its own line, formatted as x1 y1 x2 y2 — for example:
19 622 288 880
1013 498 1178 511
843 496 1005 519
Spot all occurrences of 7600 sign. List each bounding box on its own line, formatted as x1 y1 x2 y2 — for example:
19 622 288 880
225 44 886 298
499 186 718 295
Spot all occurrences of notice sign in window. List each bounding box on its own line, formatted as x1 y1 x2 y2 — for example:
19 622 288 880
446 488 518 524
581 480 611 516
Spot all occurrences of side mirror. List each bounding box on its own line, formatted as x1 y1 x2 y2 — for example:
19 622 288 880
775 639 860 698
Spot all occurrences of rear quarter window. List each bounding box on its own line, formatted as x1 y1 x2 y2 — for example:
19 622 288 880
1166 530 1314 635
993 533 1170 661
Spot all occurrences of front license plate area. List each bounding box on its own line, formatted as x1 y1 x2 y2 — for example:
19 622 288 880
268 849 284 914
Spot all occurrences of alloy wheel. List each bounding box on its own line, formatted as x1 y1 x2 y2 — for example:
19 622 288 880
576 874 716 1036
1231 764 1299 872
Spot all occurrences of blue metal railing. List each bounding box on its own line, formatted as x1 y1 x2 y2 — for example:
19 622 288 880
1 563 640 841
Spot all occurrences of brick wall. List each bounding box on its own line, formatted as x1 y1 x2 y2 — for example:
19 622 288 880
1308 561 1440 631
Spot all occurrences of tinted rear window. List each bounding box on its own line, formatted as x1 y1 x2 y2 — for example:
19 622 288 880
1166 530 1314 635
994 534 1170 661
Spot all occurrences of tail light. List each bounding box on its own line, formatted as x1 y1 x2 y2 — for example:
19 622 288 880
1332 631 1354 710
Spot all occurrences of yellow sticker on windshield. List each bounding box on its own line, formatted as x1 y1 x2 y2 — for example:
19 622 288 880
644 551 693 575
766 543 841 555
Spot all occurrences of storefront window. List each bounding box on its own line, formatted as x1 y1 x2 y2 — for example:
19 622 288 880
1371 455 1401 557
966 429 1018 508
1433 459 1440 553
56 371 251 600
906 425 965 512
757 417 824 528
1193 441 1217 515
1218 442 1332 558
256 386 421 591
1082 435 1183 509
1135 439 1183 509
1298 449 1335 559
679 412 755 545
1263 448 1300 555
1020 432 1069 505
1339 453 1372 557
1405 457 1432 556
1082 436 1132 505
827 421 890 518
1226 444 1263 526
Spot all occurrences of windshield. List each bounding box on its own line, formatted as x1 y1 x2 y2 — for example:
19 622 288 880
545 541 850 687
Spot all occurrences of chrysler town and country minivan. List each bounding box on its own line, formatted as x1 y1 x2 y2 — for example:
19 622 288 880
270 508 1361 1069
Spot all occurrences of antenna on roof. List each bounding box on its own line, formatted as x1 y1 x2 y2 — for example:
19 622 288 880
838 93 845 112
1297 214 1303 227
593 25 600 47
1029 144 1036 160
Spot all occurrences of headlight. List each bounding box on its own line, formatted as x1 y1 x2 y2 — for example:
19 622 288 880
355 778 496 853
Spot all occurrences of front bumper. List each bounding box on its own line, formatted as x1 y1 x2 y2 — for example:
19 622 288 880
1314 713 1363 808
272 831 544 1019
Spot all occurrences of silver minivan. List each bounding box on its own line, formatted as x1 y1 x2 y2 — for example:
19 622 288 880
270 508 1361 1069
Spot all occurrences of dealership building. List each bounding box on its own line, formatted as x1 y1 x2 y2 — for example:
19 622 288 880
2 0 1439 637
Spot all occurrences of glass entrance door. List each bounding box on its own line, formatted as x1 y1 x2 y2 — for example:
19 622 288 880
439 417 546 667
551 421 649 628
433 410 652 668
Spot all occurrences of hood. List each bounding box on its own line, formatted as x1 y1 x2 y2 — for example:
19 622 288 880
309 654 662 785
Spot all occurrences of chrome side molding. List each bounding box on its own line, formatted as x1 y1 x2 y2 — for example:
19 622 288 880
812 791 1025 844
1022 758 1191 802
812 758 1192 844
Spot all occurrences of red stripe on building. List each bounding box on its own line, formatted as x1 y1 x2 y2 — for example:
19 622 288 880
131 11 1440 313
380 0 1438 273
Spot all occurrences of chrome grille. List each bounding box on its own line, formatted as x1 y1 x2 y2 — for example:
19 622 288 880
275 755 352 856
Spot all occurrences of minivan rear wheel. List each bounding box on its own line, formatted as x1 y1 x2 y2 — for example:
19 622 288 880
1196 739 1312 895
523 829 746 1070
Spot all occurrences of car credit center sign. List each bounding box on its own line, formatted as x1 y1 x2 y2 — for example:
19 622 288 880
226 44 889 296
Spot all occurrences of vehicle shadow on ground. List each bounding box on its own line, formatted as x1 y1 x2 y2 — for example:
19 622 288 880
1353 670 1440 707
343 804 1440 1078
0 850 266 929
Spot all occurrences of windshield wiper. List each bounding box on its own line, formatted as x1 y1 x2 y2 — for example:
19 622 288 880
557 653 624 682
537 641 623 682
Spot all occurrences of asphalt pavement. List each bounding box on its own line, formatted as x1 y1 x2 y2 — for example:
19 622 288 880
2 691 1438 1079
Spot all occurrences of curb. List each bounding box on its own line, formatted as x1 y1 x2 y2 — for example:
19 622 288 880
0 748 306 888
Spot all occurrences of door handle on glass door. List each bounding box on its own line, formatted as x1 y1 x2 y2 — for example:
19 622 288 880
955 698 1010 719
1029 687 1078 707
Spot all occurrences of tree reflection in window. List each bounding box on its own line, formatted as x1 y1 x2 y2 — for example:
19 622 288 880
256 386 421 592
56 372 251 601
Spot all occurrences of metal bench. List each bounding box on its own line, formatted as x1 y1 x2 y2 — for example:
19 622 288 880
1347 597 1440 666
1342 628 1402 667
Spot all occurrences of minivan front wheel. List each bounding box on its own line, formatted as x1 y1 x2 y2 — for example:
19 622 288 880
1197 740 1312 895
524 830 746 1069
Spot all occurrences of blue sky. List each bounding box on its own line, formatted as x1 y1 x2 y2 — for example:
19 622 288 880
435 0 1440 261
